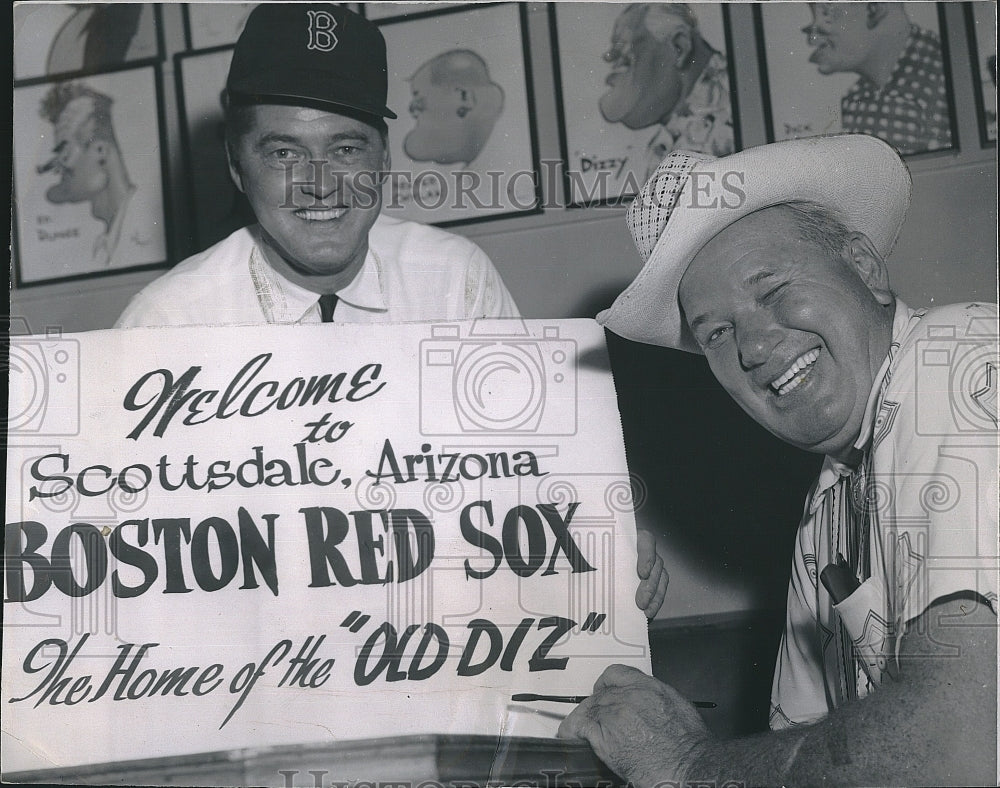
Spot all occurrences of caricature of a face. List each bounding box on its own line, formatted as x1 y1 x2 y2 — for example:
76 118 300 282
599 5 685 130
803 4 875 76
405 63 472 164
404 52 503 166
44 96 110 204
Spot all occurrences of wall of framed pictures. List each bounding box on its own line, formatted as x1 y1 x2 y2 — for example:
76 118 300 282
12 2 998 332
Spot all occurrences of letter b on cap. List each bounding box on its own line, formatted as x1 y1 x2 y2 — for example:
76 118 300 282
307 10 338 52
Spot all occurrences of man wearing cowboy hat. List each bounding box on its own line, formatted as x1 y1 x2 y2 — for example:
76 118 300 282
559 135 997 785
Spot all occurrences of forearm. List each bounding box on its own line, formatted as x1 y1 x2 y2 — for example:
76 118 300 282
561 599 996 787
680 703 889 787
683 642 995 787
681 727 807 788
682 698 982 787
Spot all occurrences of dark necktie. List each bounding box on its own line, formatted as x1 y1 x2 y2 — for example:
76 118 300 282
318 293 338 323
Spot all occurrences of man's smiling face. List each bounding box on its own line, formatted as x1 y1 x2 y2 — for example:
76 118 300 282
678 205 894 460
228 104 388 287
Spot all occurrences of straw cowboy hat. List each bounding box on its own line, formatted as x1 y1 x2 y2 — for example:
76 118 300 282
596 134 912 353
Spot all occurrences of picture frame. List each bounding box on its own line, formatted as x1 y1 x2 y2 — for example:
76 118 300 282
175 45 256 254
375 3 542 226
183 3 258 50
12 63 172 287
756 2 958 157
964 2 997 146
13 3 163 83
551 3 740 207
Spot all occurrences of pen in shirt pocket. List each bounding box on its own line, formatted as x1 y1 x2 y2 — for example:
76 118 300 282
821 553 889 685
819 552 860 605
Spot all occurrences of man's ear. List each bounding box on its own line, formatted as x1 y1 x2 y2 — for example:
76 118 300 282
671 28 694 68
226 142 245 194
845 233 893 305
866 3 889 29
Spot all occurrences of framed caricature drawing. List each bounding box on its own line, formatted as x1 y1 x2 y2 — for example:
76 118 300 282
362 2 467 22
552 3 739 206
376 3 541 226
183 3 258 50
12 64 171 286
757 2 957 156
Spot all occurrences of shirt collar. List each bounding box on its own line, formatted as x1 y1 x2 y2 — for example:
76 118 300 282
808 299 915 510
247 225 387 322
337 245 386 312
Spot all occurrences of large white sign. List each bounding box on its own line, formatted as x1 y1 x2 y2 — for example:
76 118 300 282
3 319 650 773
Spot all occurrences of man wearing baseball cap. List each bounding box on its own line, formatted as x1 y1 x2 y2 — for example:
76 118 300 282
114 3 666 615
116 3 518 327
558 135 997 785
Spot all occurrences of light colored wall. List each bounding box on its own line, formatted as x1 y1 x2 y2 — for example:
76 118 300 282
11 2 998 619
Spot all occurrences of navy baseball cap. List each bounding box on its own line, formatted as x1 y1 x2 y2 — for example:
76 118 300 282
226 3 397 120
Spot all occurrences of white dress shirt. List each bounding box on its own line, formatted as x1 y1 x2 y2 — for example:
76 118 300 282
116 214 519 327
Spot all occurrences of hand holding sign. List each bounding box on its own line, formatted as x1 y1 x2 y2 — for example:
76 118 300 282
557 664 712 787
635 529 668 618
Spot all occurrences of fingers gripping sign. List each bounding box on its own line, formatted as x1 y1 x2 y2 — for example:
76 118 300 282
635 529 669 618
557 664 711 787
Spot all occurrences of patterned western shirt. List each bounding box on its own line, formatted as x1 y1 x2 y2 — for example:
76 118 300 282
770 300 999 729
